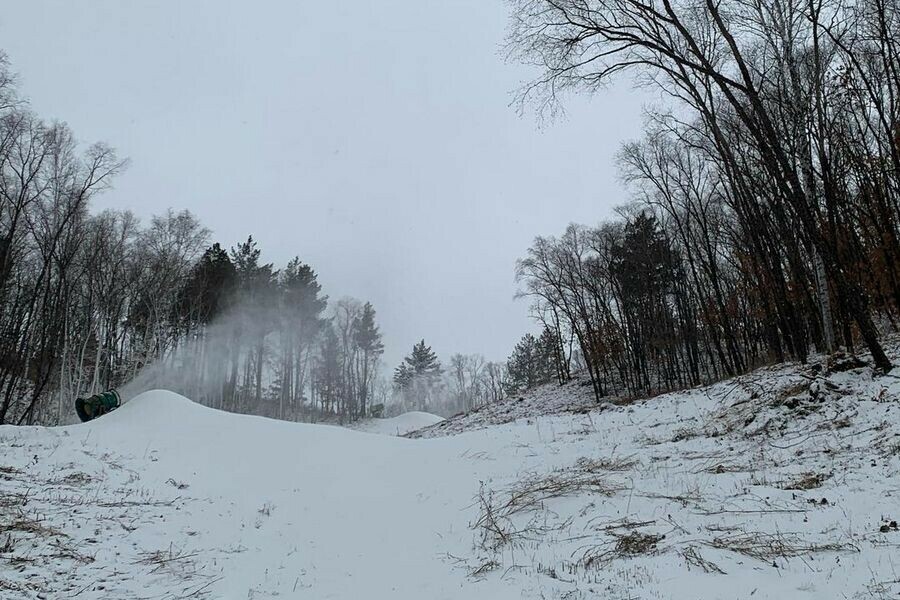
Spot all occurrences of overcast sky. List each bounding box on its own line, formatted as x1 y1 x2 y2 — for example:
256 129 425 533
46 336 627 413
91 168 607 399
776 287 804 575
0 1 652 368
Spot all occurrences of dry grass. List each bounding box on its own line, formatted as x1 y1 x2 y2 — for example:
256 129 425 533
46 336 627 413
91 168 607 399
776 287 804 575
136 546 200 573
640 483 703 508
817 415 852 430
575 531 664 569
775 381 810 405
50 471 95 487
706 531 856 562
0 577 43 595
575 454 638 472
590 517 656 533
613 531 663 556
2 511 64 538
0 466 22 479
468 559 499 578
698 462 749 474
670 427 705 443
681 545 726 574
0 456 206 598
781 472 830 491
473 458 627 552
48 538 95 565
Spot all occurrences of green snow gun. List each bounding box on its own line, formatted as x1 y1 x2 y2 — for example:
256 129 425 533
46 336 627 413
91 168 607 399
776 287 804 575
75 389 121 422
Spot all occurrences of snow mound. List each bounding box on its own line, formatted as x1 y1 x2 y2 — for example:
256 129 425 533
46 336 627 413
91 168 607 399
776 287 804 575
100 389 201 422
352 411 444 436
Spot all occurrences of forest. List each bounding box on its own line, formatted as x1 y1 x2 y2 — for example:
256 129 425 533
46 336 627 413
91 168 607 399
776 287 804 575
0 50 537 425
0 50 387 424
511 0 900 402
3 0 900 425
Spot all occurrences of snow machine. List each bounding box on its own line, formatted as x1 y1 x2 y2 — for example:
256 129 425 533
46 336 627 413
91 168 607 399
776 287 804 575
75 389 121 422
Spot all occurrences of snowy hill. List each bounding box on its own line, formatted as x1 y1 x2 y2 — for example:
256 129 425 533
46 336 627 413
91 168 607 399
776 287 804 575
408 374 601 438
351 411 444 436
2 351 900 599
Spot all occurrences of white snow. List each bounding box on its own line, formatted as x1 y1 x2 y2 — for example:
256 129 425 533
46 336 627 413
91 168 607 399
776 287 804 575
351 411 444 436
3 348 900 599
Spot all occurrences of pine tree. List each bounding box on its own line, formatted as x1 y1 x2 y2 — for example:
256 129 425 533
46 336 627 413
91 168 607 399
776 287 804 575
505 330 556 395
282 258 328 321
536 327 563 382
610 213 683 392
393 339 442 412
188 242 236 325
276 257 328 418
353 303 384 358
404 339 441 377
229 236 278 408
393 363 413 389
352 302 384 417
279 257 328 414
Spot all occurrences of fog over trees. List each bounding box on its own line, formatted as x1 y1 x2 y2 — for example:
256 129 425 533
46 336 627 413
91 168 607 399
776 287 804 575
0 51 511 425
3 0 900 425
0 51 393 425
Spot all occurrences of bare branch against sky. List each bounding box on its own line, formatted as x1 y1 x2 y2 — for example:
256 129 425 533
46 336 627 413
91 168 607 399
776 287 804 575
0 0 649 366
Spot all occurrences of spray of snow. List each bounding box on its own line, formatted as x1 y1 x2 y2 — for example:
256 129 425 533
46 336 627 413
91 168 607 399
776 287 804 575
115 290 307 410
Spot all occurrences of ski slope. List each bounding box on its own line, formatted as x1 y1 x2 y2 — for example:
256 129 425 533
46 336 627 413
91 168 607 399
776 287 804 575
2 352 900 599
351 411 444 436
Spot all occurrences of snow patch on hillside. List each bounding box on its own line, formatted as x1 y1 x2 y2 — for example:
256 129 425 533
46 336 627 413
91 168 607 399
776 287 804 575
408 374 602 438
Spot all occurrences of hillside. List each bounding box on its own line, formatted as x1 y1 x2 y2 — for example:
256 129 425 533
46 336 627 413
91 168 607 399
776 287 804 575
2 347 900 599
351 411 445 436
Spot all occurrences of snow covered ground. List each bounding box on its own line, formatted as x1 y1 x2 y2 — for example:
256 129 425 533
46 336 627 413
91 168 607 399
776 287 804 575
408 374 600 439
2 349 900 599
350 411 444 436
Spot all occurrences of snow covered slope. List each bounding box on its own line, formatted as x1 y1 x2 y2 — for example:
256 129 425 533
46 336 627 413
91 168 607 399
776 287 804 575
351 411 444 436
408 374 600 438
2 350 900 599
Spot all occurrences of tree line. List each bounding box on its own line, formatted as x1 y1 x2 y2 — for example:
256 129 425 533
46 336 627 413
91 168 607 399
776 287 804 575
0 53 388 425
509 0 900 401
385 330 562 417
0 46 556 425
165 235 387 424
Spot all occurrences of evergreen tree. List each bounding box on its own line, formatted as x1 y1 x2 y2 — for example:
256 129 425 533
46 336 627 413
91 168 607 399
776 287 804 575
610 213 690 392
393 363 413 389
505 330 556 395
353 303 384 358
537 327 563 382
393 339 442 412
404 339 442 377
231 236 278 298
282 258 328 322
277 257 328 415
182 242 236 326
352 302 384 417
229 236 279 407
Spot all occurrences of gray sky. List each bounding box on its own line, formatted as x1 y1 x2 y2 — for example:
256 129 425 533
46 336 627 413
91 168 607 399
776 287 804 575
0 0 650 368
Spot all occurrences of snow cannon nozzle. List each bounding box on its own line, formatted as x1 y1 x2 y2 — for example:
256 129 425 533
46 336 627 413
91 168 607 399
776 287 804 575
75 389 121 423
